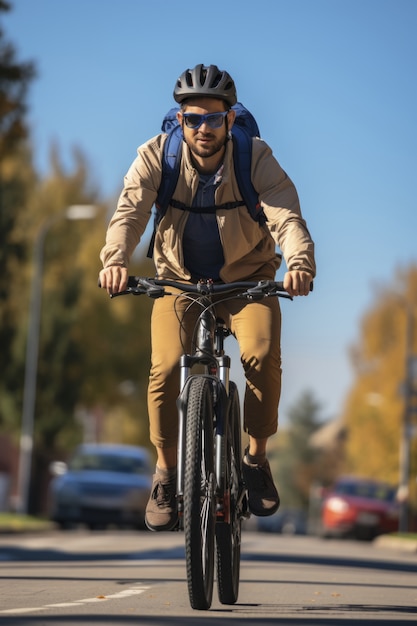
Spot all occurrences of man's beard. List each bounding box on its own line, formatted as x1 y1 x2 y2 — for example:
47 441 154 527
186 133 226 160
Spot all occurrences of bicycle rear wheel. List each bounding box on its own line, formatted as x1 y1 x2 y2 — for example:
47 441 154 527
216 382 243 605
184 376 216 610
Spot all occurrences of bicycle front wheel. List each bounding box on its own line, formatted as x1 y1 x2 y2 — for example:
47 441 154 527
216 382 243 605
184 377 216 610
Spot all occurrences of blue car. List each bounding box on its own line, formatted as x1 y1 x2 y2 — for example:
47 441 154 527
257 508 308 535
48 443 153 530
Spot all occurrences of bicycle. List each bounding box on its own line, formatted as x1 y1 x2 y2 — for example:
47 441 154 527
109 276 292 610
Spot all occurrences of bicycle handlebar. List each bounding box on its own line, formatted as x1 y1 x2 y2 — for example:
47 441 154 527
103 277 301 300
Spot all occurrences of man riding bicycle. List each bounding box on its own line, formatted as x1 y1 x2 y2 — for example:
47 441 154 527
99 64 316 531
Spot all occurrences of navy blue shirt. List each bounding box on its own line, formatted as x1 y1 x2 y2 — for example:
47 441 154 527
182 171 225 281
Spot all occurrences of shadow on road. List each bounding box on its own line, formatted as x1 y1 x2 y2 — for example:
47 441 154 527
243 550 417 574
0 612 416 626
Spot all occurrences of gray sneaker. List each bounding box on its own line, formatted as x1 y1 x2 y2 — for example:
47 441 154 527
242 450 280 517
145 472 178 531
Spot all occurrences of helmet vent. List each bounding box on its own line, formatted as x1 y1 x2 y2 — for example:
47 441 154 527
185 71 193 88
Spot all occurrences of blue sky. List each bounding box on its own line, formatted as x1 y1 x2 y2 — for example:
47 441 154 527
5 0 417 423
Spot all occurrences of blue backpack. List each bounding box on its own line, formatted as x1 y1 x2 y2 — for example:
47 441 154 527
147 102 265 257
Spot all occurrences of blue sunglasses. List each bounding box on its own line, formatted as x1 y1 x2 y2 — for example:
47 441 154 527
182 111 228 130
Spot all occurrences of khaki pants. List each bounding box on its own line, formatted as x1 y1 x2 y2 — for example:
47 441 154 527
147 293 282 448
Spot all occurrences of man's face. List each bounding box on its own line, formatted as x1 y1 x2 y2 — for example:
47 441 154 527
177 97 235 161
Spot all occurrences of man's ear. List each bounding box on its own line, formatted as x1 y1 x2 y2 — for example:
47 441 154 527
176 110 183 125
227 108 236 130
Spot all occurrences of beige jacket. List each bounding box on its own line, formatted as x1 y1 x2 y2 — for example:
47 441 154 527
100 134 316 282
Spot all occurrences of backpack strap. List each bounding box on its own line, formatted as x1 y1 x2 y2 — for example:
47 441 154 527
170 198 246 213
146 125 183 257
231 127 266 225
156 124 183 213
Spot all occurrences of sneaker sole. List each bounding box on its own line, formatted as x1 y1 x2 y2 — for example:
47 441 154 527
247 500 280 517
145 515 179 532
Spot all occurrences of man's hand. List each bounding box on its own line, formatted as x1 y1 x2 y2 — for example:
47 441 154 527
99 266 128 296
283 270 313 296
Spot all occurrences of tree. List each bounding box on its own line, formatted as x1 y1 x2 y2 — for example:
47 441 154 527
272 390 323 509
0 5 156 513
0 1 36 430
343 266 417 509
17 149 154 513
0 1 35 160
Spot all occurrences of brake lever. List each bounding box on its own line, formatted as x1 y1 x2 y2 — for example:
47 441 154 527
245 280 293 300
137 278 166 298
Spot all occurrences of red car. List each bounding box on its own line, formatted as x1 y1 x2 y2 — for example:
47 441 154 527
321 477 399 540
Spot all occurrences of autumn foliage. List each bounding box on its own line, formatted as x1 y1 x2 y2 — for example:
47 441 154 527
343 267 417 507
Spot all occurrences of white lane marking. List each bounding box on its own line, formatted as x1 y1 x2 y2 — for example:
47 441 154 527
0 584 150 614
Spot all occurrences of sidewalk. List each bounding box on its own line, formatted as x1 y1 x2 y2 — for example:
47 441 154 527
373 533 417 553
0 513 54 534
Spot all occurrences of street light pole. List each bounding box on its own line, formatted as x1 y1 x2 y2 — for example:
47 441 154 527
399 304 416 533
15 205 97 514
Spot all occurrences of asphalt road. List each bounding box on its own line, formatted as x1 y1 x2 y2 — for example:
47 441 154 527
0 527 416 625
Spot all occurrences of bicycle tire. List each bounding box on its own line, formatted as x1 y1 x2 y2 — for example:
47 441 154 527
184 377 216 610
216 382 242 605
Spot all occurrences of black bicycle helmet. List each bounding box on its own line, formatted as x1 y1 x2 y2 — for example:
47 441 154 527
173 64 237 107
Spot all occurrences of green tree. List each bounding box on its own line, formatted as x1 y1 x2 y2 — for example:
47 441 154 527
0 0 36 430
0 1 35 159
272 390 323 509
